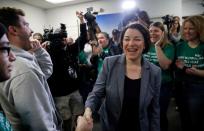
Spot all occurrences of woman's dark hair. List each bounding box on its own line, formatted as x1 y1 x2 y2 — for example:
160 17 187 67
120 23 150 53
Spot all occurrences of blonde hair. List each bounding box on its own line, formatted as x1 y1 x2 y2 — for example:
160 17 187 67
182 15 204 42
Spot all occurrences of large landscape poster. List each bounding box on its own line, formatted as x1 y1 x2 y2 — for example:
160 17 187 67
96 13 123 36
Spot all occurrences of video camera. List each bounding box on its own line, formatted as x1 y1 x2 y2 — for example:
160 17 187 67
84 7 97 24
161 15 174 39
161 15 174 28
84 7 99 41
43 23 67 44
84 7 98 25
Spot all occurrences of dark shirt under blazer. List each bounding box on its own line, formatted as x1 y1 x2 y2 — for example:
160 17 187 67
85 54 161 131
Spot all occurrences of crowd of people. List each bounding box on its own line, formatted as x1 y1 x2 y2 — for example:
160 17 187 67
0 5 204 131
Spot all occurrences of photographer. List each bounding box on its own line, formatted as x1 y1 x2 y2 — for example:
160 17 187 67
47 11 87 131
77 11 102 107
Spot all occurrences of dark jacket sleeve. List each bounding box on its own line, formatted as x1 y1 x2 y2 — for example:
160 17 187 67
75 23 88 52
66 23 88 67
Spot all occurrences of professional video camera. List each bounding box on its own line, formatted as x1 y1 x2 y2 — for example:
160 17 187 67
43 23 67 44
84 8 97 23
83 7 99 42
161 15 174 39
161 15 174 27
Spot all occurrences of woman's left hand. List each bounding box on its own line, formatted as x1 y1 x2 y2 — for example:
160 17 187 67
155 32 164 47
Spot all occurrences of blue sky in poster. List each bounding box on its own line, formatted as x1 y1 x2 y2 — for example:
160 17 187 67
96 13 123 36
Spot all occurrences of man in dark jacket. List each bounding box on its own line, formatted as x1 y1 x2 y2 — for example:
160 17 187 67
47 11 87 131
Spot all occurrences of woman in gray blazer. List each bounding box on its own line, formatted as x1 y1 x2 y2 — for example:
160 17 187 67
80 23 161 131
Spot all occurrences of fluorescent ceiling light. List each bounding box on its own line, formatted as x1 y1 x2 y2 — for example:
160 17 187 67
45 0 74 4
122 1 137 10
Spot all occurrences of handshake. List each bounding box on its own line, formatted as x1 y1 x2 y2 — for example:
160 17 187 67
75 108 93 131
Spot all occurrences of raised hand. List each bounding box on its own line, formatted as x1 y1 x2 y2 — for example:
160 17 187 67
155 31 164 47
76 11 84 23
28 39 42 54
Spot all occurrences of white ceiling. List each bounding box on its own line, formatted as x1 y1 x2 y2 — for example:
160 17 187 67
15 0 101 9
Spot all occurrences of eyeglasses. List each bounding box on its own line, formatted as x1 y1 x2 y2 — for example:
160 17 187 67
0 47 11 56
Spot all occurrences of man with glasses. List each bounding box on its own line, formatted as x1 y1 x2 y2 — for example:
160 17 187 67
0 45 12 80
0 25 15 82
0 23 25 131
0 7 62 130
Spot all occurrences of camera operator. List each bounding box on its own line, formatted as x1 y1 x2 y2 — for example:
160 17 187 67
77 10 101 107
47 11 87 131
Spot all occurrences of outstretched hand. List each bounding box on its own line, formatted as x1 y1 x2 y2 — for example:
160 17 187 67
75 116 93 131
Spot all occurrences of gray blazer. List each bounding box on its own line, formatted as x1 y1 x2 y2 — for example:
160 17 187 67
85 54 161 131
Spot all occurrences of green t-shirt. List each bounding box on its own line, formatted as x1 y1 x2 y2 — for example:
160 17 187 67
79 51 88 65
176 41 204 83
0 111 13 131
144 43 175 83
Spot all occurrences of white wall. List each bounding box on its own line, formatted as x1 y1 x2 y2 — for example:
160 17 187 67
0 0 46 33
137 0 182 18
45 0 183 39
45 0 123 39
182 0 204 17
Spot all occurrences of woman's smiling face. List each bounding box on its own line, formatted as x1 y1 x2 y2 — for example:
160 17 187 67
123 28 145 61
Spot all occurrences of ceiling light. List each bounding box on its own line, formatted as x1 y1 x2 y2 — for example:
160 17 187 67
45 0 74 4
122 1 137 10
